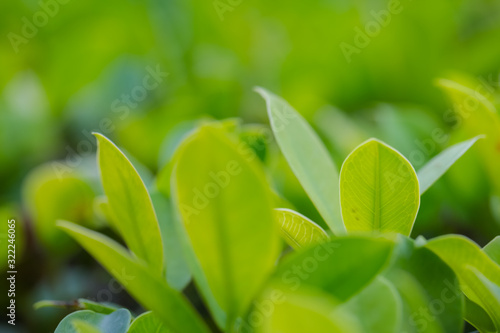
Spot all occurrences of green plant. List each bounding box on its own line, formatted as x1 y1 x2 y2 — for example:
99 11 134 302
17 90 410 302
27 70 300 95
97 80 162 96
39 88 499 333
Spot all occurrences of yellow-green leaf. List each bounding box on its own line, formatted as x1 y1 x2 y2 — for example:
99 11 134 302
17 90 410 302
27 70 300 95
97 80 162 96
274 208 328 249
172 125 280 329
340 139 420 236
94 133 163 275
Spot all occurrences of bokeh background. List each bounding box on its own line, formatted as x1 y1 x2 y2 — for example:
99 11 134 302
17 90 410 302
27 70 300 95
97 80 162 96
1 0 500 331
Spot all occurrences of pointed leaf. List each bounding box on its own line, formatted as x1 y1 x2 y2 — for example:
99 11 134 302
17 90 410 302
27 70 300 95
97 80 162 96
256 87 344 234
484 236 500 266
417 136 482 194
275 208 328 249
172 125 280 328
340 139 420 236
94 133 163 274
57 221 210 333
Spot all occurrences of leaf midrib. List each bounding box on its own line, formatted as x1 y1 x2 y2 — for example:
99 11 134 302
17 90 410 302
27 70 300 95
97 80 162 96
373 144 381 231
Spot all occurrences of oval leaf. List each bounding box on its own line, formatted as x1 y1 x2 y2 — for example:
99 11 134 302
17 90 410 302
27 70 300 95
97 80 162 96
275 208 328 249
94 133 163 275
128 312 170 333
340 139 420 236
55 309 130 333
417 136 482 194
172 125 280 328
256 87 344 235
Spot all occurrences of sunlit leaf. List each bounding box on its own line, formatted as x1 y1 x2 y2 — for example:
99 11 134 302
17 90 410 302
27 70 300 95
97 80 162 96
275 208 328 249
417 136 482 194
172 124 280 329
340 139 420 236
57 221 210 333
94 133 163 275
254 288 363 333
256 87 345 235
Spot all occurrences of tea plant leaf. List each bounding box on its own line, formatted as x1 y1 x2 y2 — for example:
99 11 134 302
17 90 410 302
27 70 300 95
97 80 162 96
340 139 420 236
255 87 345 235
384 237 464 333
417 136 482 194
275 208 328 249
340 277 402 333
426 235 500 331
128 312 170 333
94 133 163 275
484 236 500 265
255 288 363 333
57 221 211 333
172 125 280 329
55 309 131 333
270 237 394 301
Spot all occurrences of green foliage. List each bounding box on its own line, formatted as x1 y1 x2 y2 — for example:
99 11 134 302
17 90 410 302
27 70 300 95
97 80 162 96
55 309 131 333
274 208 328 249
171 124 280 329
44 91 496 332
340 139 420 236
256 87 344 235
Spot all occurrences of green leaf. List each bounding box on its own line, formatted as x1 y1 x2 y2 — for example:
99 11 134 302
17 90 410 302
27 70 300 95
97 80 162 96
340 139 420 236
464 297 496 333
384 236 464 333
254 288 363 333
55 309 130 333
417 136 482 194
255 87 344 235
275 208 328 250
340 277 402 333
171 124 280 328
57 221 210 333
270 237 394 302
94 133 163 275
34 298 121 315
71 320 103 333
128 312 170 333
426 235 500 331
437 78 500 194
484 236 500 265
150 191 191 291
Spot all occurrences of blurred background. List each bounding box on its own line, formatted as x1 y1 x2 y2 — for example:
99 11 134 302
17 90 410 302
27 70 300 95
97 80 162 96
1 0 500 331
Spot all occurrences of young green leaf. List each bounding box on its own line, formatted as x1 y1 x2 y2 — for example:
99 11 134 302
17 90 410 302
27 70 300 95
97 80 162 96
340 277 402 333
270 237 394 302
128 312 170 333
255 288 363 333
172 125 280 329
484 236 500 265
417 136 482 194
426 235 500 331
384 236 464 333
255 87 345 235
57 221 210 333
55 309 131 333
94 133 163 275
71 320 103 333
275 208 328 249
340 139 420 236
